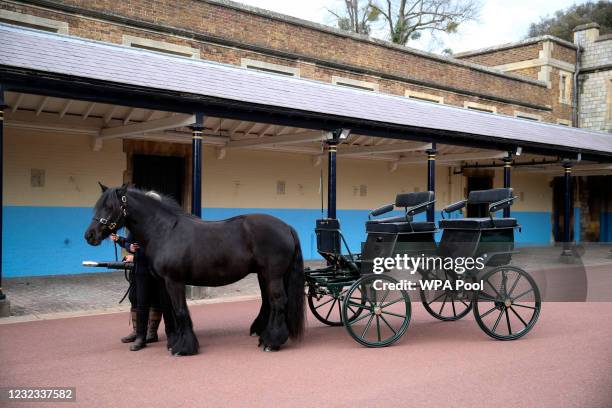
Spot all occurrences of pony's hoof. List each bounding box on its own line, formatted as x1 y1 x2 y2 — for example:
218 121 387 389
250 332 258 337
263 345 280 352
257 338 263 347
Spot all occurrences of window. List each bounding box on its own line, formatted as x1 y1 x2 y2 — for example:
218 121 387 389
559 71 571 104
514 111 542 121
464 101 497 113
557 119 572 126
0 10 68 34
332 76 378 92
241 58 299 77
122 35 200 59
405 90 444 104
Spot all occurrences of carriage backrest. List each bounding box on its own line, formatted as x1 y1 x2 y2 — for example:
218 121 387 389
467 188 513 204
466 188 513 218
395 191 435 208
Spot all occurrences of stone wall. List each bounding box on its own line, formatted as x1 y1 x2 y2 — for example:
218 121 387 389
575 24 612 132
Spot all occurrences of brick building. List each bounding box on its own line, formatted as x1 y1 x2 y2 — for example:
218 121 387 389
0 0 610 277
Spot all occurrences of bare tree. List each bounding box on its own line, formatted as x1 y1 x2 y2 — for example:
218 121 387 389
372 0 480 44
328 0 380 35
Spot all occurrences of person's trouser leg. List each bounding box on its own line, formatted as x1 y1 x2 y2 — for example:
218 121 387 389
130 268 150 351
146 274 163 343
121 271 137 343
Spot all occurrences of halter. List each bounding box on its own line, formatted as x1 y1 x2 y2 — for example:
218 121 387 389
93 193 128 232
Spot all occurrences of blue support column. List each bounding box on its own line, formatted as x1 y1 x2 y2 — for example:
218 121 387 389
0 85 5 302
426 143 436 223
191 113 204 218
503 155 512 218
327 141 337 219
562 161 573 256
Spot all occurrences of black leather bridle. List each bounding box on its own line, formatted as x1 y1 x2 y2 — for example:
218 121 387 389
93 193 128 232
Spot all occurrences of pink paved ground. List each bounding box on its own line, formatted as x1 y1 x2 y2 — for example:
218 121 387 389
1 301 611 408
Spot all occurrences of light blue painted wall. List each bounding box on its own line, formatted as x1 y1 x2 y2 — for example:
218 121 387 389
2 206 553 277
574 207 581 243
3 207 116 277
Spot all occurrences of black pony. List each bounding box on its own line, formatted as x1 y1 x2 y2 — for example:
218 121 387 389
84 184 305 355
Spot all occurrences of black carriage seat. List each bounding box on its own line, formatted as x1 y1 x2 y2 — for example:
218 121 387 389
366 191 436 233
438 217 517 229
439 188 518 230
366 221 436 233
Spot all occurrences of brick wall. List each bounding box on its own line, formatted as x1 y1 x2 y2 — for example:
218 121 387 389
457 43 542 66
1 0 570 123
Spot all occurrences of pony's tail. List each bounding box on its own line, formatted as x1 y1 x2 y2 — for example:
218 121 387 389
285 227 305 340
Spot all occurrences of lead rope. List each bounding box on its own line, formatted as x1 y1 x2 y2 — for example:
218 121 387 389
117 231 133 304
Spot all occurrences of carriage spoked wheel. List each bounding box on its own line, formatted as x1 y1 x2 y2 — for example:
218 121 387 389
308 286 366 326
473 265 541 340
342 274 411 347
420 268 473 321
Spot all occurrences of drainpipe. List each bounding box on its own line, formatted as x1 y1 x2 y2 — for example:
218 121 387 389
572 45 581 127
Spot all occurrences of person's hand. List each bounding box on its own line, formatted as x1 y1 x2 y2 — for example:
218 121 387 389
110 233 119 242
129 243 139 252
123 254 134 263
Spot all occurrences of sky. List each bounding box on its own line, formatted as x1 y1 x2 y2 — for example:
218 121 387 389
237 0 587 53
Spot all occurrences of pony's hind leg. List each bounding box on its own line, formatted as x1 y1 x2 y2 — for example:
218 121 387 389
260 278 289 352
250 274 270 340
158 278 178 351
165 279 199 356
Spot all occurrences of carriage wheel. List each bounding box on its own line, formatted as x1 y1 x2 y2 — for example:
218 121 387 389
308 286 365 326
420 268 473 321
473 266 541 340
342 274 411 347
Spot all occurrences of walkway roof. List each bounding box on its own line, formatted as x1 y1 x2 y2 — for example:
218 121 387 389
1 24 611 161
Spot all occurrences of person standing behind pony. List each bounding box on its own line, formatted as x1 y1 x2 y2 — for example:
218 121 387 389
111 208 163 351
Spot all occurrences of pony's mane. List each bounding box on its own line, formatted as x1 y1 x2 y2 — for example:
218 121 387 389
95 186 193 219
128 187 191 218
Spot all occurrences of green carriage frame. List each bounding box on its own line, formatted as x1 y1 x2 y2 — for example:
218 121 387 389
304 188 541 347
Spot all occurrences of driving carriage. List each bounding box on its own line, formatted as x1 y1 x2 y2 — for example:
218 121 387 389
305 187 541 347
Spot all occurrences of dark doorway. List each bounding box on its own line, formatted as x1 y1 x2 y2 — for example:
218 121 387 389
579 176 612 242
552 177 573 243
132 154 185 206
466 175 493 217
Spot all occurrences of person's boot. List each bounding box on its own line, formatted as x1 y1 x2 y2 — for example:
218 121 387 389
130 309 149 351
146 308 162 343
121 308 138 343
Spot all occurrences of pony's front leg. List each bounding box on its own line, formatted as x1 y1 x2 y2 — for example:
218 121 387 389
165 279 199 356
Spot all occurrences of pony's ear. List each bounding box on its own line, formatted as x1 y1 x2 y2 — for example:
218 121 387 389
98 182 108 192
117 183 128 195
